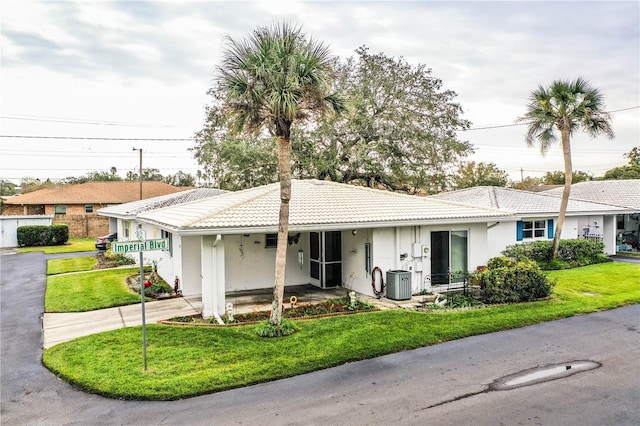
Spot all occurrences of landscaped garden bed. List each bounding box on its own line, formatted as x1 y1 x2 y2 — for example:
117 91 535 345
164 296 378 326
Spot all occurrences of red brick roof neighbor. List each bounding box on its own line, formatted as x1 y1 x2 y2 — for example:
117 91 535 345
4 182 191 205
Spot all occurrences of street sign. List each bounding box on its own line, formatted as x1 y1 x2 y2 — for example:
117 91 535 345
111 238 169 254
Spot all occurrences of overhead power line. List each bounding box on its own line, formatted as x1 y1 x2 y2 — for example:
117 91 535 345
0 135 194 141
0 105 637 139
462 105 639 131
0 114 179 128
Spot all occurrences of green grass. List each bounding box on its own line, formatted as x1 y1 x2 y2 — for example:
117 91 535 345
45 268 148 312
47 256 98 275
18 238 96 254
43 262 640 400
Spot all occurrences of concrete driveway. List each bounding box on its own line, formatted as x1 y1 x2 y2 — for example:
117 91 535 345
2 251 639 425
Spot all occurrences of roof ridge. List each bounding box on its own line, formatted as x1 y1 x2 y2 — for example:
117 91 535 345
488 187 499 209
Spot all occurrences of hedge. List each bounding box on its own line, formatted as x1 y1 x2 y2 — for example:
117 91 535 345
474 256 555 304
17 224 69 247
501 239 612 270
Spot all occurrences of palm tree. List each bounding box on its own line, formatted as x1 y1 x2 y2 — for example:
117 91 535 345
518 78 614 258
218 22 345 329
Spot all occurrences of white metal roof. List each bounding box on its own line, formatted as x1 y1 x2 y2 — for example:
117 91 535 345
431 186 633 216
542 179 640 210
97 188 228 219
138 179 514 233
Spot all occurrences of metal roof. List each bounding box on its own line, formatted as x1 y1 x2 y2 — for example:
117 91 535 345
431 186 634 216
98 188 228 218
542 179 640 210
138 179 514 233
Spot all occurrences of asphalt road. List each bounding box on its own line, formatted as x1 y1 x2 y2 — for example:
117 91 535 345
1 251 639 425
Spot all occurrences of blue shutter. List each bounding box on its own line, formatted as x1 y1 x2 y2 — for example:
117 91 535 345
516 221 524 241
547 219 554 239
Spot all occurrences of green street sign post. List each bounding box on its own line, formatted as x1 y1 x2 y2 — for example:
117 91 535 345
113 228 169 371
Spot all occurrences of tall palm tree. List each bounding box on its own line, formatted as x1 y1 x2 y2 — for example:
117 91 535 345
518 78 614 258
218 22 345 329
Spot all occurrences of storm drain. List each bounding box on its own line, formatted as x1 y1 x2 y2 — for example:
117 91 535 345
423 360 601 410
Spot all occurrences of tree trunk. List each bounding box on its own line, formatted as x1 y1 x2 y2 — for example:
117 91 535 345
269 135 292 326
552 129 573 259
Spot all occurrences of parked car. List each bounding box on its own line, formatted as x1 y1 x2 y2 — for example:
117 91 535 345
95 232 117 250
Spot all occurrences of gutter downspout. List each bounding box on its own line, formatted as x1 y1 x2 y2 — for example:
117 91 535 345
210 234 224 325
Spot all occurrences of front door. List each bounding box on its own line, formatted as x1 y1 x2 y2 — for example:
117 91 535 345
310 231 342 288
430 230 468 285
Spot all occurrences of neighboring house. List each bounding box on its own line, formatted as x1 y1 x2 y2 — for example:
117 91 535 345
2 182 191 238
542 179 640 251
104 179 515 319
431 186 634 257
97 188 228 280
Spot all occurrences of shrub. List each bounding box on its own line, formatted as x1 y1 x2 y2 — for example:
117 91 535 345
502 239 612 270
255 319 298 337
51 224 69 244
17 225 54 247
103 248 136 265
16 224 69 247
476 256 555 304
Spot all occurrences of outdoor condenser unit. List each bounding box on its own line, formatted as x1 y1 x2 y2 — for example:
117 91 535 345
386 270 412 301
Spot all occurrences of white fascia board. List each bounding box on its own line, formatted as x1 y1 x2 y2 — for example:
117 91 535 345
520 209 632 217
166 215 517 237
97 211 137 220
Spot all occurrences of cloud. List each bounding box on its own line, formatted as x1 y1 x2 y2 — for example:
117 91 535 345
0 0 637 182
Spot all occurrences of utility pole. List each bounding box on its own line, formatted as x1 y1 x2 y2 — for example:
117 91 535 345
133 147 143 200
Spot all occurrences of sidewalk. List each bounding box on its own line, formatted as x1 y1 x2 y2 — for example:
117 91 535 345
42 296 202 348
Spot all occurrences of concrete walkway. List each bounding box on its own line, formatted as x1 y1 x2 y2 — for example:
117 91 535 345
43 296 202 348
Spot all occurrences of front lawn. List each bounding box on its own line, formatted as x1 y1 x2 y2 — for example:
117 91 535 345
47 257 98 275
43 262 640 400
18 238 96 254
45 268 148 312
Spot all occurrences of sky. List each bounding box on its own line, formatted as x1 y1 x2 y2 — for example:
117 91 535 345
1 0 639 186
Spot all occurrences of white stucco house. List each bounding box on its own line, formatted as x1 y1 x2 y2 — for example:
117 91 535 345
97 188 228 281
431 186 633 258
542 179 640 252
98 179 634 321
101 179 517 319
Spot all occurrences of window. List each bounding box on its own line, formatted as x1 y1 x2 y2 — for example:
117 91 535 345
523 220 546 239
54 205 66 215
265 233 278 248
85 204 94 213
430 230 468 285
517 219 553 241
161 230 173 256
123 221 130 238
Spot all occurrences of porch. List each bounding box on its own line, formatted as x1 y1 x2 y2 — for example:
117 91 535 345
187 284 470 317
224 284 350 315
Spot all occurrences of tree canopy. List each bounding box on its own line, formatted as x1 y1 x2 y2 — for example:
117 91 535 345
542 170 592 185
193 46 472 194
602 147 640 180
451 161 509 189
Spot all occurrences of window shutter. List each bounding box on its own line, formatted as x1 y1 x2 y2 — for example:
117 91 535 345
516 221 524 241
547 219 554 239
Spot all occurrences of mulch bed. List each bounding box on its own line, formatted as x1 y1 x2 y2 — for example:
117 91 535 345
161 298 379 327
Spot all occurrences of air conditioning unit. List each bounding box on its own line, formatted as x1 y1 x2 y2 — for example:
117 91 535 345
386 270 412 301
